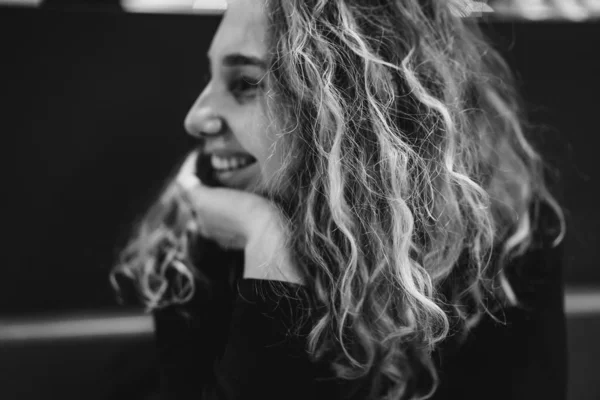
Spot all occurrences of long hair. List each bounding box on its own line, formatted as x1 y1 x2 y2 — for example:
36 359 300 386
111 1 566 399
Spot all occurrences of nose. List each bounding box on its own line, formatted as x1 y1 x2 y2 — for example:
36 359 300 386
184 93 224 139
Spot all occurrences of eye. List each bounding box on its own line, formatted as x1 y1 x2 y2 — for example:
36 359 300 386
230 76 261 95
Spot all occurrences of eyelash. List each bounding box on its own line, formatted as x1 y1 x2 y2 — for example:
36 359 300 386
201 73 261 96
230 77 261 95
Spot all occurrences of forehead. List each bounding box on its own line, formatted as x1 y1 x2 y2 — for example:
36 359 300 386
208 0 268 60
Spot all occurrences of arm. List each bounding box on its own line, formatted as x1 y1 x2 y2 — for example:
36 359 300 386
194 213 343 398
153 276 343 400
152 275 236 399
200 278 339 400
153 180 330 399
152 243 244 400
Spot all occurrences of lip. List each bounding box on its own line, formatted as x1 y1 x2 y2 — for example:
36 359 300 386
195 151 258 188
204 150 257 160
213 161 259 186
195 148 259 188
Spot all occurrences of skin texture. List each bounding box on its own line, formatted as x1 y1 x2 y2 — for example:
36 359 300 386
184 0 282 193
177 162 303 284
180 0 303 285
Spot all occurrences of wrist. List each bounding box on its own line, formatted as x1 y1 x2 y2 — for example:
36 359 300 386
243 218 304 285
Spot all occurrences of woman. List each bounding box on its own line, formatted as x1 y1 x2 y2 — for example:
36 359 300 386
111 0 568 399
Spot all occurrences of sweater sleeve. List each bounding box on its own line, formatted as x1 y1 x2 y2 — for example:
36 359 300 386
200 278 340 400
152 274 237 400
154 207 567 400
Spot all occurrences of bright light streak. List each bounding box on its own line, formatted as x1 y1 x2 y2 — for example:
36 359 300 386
491 0 600 21
564 288 600 317
0 0 42 6
0 287 597 343
0 312 153 341
122 0 226 14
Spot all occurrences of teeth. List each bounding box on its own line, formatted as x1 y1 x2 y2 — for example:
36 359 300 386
210 155 255 171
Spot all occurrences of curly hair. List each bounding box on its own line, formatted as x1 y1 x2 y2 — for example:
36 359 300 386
111 1 566 399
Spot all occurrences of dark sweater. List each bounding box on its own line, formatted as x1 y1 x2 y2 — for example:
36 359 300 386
153 203 567 400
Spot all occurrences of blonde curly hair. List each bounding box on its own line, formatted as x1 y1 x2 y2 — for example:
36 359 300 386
111 1 566 399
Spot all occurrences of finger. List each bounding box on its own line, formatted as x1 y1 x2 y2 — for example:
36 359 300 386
177 151 202 191
185 185 263 237
186 185 238 210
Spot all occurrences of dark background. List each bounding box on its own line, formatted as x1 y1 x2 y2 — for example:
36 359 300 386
1 7 219 316
0 5 598 400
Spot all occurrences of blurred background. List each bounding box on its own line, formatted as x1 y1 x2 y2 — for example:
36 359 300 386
0 1 598 399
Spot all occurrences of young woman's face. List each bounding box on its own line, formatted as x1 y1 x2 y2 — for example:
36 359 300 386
184 0 280 192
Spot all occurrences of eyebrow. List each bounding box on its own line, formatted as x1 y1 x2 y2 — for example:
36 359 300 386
207 53 267 69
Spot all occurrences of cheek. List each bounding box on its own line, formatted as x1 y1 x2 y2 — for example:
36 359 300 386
260 155 283 182
256 126 284 181
243 113 273 162
239 101 282 182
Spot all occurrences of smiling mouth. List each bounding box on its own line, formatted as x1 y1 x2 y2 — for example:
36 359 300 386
213 160 258 182
194 152 258 188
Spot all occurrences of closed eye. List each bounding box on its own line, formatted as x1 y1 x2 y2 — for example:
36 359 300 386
230 76 261 94
199 72 262 98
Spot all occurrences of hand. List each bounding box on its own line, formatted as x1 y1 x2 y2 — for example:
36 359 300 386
177 152 304 285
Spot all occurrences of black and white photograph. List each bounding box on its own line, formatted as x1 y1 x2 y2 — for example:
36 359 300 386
1 1 599 399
